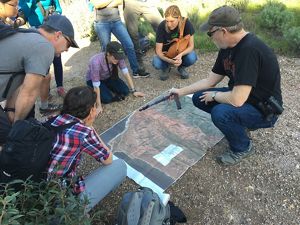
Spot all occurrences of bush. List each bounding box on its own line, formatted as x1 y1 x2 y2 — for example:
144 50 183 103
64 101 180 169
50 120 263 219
258 1 295 33
284 26 300 51
225 0 250 12
0 179 94 225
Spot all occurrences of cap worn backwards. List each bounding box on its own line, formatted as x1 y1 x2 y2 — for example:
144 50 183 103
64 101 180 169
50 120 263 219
200 5 242 32
43 14 79 48
106 41 125 60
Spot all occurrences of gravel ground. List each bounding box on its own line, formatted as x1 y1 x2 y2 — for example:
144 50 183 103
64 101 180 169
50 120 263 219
51 39 300 225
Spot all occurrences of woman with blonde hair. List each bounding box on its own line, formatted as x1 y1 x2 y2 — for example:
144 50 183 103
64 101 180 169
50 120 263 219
152 5 197 80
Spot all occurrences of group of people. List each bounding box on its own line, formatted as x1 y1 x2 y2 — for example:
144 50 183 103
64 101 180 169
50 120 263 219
0 0 283 214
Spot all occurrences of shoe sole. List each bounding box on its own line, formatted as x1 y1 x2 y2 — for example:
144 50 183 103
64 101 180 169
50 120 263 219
132 74 150 79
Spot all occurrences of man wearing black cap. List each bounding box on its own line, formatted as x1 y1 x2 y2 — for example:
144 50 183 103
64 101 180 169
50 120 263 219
171 6 283 165
0 14 78 144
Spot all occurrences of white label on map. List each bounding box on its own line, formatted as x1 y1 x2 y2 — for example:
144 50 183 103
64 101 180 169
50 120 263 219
153 144 184 166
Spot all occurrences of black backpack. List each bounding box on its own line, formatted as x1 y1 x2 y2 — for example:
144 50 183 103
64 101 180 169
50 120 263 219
0 117 76 184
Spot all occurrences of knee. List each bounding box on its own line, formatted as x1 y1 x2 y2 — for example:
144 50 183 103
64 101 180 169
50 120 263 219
211 104 232 125
182 51 198 67
113 159 127 180
152 56 163 70
192 91 205 109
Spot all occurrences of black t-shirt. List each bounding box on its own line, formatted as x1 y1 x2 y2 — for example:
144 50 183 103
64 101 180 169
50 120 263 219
212 33 282 106
156 18 195 52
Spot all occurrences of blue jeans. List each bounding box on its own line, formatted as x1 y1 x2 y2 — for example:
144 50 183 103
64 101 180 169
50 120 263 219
192 87 278 153
80 159 127 212
152 51 198 71
94 20 139 73
87 78 129 104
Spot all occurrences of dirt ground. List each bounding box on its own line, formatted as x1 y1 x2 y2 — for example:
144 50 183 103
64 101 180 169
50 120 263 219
48 37 300 225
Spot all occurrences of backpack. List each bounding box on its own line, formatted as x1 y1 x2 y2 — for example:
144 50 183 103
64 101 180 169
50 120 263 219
0 117 76 184
116 187 170 225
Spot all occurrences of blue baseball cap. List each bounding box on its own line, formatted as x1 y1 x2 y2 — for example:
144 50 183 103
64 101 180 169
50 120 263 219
43 14 79 48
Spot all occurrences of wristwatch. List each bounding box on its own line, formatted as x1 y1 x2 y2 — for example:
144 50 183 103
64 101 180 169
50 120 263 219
211 92 217 101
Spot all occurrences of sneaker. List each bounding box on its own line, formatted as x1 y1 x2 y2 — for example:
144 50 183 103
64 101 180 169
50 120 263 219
57 87 66 98
132 69 150 78
39 103 63 115
178 66 190 79
216 141 254 166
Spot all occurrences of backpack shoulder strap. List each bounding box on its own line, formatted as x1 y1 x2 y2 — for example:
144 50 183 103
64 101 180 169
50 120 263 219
179 17 187 38
43 116 78 133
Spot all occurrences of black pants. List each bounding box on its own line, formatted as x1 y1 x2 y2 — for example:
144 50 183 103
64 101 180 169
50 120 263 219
0 106 11 145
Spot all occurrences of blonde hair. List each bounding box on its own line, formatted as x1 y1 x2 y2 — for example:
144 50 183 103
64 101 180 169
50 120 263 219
164 5 183 33
164 5 182 18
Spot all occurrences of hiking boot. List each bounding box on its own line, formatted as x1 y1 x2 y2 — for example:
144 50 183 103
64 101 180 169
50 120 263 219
216 141 254 166
39 103 63 116
159 68 170 81
57 87 66 98
132 68 150 78
178 66 190 79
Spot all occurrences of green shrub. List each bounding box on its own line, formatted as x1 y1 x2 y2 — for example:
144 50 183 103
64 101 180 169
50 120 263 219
284 26 300 51
90 22 98 42
225 0 250 12
0 179 95 225
258 1 295 33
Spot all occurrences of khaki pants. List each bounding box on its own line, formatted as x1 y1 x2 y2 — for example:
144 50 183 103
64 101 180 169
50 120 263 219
124 0 163 65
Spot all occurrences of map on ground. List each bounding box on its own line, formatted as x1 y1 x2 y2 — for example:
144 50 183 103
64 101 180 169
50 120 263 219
101 94 223 196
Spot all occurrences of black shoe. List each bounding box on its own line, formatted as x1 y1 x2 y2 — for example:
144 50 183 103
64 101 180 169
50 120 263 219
39 103 63 116
132 69 150 78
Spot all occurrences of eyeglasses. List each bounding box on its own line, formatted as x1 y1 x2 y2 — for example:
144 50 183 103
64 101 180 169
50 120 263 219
62 34 71 48
207 28 221 37
5 2 18 8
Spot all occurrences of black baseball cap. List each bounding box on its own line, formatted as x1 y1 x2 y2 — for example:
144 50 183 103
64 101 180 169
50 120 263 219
200 5 242 32
106 41 125 60
43 14 79 48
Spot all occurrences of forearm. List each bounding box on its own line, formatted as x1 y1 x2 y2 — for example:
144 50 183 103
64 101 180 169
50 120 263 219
179 78 216 96
213 91 238 106
14 87 39 121
124 73 135 90
93 86 102 108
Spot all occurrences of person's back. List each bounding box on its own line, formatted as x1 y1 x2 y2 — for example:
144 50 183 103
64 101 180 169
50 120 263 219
47 86 127 212
214 33 282 106
0 31 54 101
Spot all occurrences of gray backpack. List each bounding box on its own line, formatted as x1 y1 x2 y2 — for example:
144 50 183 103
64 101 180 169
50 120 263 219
116 187 170 225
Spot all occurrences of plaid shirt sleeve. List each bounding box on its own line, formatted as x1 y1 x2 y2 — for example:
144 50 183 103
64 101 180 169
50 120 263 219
81 128 110 162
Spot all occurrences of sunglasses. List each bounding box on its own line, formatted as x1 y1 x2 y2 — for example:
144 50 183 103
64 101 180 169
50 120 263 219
62 34 72 48
207 28 221 37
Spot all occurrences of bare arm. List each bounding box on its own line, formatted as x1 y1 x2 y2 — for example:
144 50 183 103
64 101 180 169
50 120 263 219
174 72 224 97
123 72 145 97
201 85 252 107
93 86 103 114
13 73 44 122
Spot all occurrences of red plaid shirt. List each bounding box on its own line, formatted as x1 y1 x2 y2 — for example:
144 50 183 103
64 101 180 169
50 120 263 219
47 114 109 194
